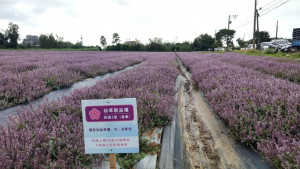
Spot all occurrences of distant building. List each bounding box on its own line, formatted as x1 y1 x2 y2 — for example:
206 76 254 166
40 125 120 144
22 35 39 46
124 41 137 45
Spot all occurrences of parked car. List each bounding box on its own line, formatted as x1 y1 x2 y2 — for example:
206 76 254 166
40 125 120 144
274 44 295 53
259 42 271 50
269 39 290 48
215 47 225 51
246 44 256 50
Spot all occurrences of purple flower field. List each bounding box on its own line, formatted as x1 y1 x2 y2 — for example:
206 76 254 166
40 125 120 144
0 51 144 110
1 50 299 168
216 53 300 83
178 52 300 168
0 52 179 168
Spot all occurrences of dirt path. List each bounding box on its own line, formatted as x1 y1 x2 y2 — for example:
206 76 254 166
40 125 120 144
176 56 270 169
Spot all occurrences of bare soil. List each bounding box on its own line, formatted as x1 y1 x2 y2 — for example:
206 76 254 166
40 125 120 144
176 57 249 169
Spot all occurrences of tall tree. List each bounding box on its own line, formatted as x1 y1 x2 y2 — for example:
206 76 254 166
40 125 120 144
193 34 215 51
100 36 107 49
6 22 19 48
0 32 6 48
147 37 165 51
39 34 56 48
255 31 271 43
236 38 247 48
179 41 193 51
112 33 120 45
48 33 56 48
39 34 49 48
55 34 68 49
215 29 236 50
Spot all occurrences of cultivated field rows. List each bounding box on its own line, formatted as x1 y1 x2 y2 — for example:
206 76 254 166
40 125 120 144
217 53 300 83
0 51 145 110
178 52 300 168
0 51 299 168
0 52 179 168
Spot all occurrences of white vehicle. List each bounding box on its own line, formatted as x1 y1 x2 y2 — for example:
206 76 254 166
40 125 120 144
215 47 225 51
260 42 271 50
246 44 257 49
269 39 290 48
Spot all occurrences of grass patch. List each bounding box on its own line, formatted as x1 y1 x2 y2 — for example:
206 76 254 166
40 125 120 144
117 138 161 168
232 49 300 59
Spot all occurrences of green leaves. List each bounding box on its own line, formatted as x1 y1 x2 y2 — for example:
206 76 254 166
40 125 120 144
193 34 215 51
215 29 236 49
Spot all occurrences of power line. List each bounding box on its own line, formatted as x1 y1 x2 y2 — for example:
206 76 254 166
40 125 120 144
260 0 290 16
233 0 290 30
234 0 283 25
234 19 254 30
238 0 280 22
234 0 280 21
260 0 288 13
260 0 281 9
236 16 257 28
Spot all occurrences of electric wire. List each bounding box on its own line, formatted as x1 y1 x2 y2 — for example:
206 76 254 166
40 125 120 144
260 0 289 14
260 0 290 16
234 0 284 26
260 0 282 9
233 0 290 30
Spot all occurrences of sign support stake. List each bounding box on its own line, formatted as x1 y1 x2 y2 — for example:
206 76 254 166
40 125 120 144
109 154 116 169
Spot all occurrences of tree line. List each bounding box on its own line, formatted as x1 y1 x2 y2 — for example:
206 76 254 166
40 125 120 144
100 29 236 51
38 34 86 49
0 23 91 50
0 23 19 49
1 22 276 51
236 31 272 49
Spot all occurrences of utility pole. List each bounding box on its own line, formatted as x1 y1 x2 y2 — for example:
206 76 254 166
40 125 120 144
227 15 238 51
228 15 231 29
276 20 278 39
253 0 257 49
227 15 230 51
228 15 238 30
256 9 260 48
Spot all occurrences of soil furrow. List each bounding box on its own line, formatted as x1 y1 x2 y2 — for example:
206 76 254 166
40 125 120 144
176 56 249 169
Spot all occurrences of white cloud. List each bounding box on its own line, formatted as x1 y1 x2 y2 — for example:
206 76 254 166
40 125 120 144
0 0 299 46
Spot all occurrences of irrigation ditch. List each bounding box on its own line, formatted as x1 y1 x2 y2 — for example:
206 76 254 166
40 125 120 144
0 62 142 122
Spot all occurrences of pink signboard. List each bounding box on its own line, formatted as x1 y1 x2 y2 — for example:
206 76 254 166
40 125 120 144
85 105 134 122
82 98 139 154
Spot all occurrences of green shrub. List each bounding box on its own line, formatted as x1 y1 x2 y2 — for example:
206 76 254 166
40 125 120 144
246 49 258 54
264 49 273 54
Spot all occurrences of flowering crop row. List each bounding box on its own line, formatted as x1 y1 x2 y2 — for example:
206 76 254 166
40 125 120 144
0 52 179 168
178 52 300 168
209 53 300 83
0 51 144 110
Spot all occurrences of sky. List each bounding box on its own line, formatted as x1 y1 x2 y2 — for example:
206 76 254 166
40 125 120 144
0 0 299 46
